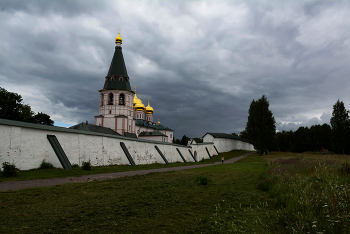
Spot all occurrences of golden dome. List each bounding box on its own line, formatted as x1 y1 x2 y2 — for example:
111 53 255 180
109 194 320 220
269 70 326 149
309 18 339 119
134 95 145 111
134 102 145 111
133 94 141 107
144 98 154 114
115 32 122 44
158 119 160 125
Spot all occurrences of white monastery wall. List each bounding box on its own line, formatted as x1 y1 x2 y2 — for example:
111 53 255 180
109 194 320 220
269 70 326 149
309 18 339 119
0 121 217 170
203 134 255 153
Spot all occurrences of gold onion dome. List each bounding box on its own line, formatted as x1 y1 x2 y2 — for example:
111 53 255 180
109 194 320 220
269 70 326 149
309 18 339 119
133 94 141 107
134 102 145 111
145 100 154 114
115 32 122 44
134 95 145 111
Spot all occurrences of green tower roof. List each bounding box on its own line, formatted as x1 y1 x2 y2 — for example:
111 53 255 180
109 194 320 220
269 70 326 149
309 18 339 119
101 41 132 92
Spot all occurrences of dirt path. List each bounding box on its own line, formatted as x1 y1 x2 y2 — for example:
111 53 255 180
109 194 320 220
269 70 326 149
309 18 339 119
0 152 255 192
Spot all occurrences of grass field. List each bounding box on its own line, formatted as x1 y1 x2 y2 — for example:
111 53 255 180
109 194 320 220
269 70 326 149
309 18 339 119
260 152 350 233
0 150 249 182
2 151 348 233
0 151 286 233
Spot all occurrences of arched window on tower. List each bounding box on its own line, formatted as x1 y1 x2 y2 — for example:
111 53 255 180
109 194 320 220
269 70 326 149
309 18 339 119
119 93 125 105
119 75 123 81
108 93 113 105
101 94 104 106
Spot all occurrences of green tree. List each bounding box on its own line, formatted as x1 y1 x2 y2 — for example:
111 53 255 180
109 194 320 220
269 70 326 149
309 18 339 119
245 95 276 155
180 135 190 146
32 112 54 126
231 133 238 137
330 100 349 154
21 104 35 122
0 87 54 125
0 87 23 121
239 130 248 139
192 137 203 143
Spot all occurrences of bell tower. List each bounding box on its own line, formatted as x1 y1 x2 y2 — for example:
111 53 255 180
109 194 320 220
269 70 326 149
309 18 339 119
95 32 136 135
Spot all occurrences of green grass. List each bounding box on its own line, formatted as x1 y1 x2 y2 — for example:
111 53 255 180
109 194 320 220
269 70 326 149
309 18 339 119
0 151 285 234
0 150 249 182
260 152 350 234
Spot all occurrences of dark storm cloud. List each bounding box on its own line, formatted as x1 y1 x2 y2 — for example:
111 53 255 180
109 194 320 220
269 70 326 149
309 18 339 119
1 0 350 139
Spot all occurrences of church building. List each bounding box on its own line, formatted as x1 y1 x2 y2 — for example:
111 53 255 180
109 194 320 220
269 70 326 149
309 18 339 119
95 33 174 143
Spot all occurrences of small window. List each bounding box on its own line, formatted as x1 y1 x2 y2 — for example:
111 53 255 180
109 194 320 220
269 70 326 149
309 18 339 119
119 75 123 81
101 94 104 106
109 110 111 114
129 125 130 130
126 77 130 82
105 76 109 82
119 93 125 105
108 93 113 105
170 134 172 138
111 75 115 81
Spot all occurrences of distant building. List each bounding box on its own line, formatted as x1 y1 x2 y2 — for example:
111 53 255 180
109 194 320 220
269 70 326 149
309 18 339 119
95 33 174 142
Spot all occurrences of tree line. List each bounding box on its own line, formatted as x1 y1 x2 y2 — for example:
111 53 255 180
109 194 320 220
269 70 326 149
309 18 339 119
242 96 350 155
0 87 54 125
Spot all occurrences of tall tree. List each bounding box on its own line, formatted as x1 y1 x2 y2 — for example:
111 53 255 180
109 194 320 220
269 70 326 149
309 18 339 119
245 95 276 155
180 135 190 146
32 112 54 126
0 87 23 121
330 100 349 154
0 87 54 125
239 130 248 139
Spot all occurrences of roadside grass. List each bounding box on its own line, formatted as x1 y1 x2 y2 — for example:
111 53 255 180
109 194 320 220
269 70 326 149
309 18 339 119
260 151 350 234
0 150 249 182
0 152 285 234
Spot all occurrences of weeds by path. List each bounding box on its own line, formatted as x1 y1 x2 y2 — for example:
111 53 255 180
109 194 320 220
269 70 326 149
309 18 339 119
260 152 350 234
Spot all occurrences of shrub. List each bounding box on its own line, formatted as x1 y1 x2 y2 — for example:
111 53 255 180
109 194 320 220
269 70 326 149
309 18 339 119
72 164 79 168
82 161 91 171
39 160 54 169
2 162 19 177
339 162 350 176
195 175 212 185
200 158 205 163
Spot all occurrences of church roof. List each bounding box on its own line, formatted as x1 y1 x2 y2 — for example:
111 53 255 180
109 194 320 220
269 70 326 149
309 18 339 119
101 43 132 91
139 131 168 137
69 122 121 136
124 132 138 138
135 119 173 131
203 132 250 143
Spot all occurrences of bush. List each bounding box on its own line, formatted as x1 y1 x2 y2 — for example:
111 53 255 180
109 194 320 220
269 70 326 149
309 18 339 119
195 175 212 185
82 161 91 171
200 158 205 163
39 160 54 169
2 162 19 177
339 162 350 176
72 164 79 168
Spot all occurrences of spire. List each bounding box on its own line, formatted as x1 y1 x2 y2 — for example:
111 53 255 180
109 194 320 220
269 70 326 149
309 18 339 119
102 31 132 91
115 29 122 44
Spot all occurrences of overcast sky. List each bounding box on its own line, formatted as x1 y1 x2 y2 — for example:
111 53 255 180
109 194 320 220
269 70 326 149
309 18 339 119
1 0 350 139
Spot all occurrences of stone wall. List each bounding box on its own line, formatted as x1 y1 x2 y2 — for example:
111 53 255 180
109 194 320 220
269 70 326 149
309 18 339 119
203 134 255 152
0 119 218 170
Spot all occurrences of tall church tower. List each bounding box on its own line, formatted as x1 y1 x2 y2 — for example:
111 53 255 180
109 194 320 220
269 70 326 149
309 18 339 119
95 33 136 135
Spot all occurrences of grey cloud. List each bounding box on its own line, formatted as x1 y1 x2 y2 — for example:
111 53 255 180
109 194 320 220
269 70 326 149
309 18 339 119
1 0 350 139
